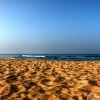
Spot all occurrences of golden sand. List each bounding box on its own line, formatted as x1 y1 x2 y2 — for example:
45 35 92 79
0 59 100 100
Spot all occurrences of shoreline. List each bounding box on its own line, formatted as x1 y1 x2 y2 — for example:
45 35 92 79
0 58 100 62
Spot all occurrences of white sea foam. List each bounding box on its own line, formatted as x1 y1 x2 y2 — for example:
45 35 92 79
22 55 45 58
33 56 45 58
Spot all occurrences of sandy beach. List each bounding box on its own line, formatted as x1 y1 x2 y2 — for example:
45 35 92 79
0 59 100 100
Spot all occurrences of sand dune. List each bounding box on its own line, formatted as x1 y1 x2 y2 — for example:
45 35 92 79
0 59 100 100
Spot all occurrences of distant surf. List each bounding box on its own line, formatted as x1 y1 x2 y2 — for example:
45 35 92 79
0 54 100 61
22 55 45 58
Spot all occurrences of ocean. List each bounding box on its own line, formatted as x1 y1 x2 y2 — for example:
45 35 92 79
0 54 100 61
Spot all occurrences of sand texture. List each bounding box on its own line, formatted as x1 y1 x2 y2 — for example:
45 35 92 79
0 59 100 100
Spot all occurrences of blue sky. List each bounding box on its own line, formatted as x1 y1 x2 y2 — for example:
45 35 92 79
0 0 100 54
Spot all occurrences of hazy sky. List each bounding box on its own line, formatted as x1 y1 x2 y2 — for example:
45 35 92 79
0 0 100 54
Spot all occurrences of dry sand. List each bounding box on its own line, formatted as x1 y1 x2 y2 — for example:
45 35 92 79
0 59 100 100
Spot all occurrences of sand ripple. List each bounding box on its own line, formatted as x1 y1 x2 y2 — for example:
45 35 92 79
0 60 100 100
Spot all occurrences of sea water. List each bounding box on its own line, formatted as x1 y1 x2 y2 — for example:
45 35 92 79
0 54 100 61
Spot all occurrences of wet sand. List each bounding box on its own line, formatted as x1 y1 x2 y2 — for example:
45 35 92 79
0 59 100 100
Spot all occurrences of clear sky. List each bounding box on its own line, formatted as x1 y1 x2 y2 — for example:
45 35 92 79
0 0 100 54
